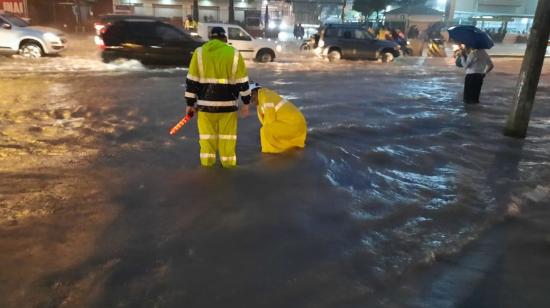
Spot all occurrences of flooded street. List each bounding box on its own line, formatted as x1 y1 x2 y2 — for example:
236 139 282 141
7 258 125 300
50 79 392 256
1 47 550 307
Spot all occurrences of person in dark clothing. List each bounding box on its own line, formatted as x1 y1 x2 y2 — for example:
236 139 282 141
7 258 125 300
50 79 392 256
459 45 495 104
407 25 419 39
298 24 305 40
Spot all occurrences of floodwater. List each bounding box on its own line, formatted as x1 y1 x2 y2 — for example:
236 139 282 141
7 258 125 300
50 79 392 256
1 45 550 308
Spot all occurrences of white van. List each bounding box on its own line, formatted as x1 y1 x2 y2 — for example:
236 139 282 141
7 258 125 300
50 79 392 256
197 22 281 62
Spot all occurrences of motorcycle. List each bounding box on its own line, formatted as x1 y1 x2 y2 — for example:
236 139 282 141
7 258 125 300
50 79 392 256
427 38 447 57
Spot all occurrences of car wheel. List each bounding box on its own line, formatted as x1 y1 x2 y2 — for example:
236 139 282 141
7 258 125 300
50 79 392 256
101 55 116 63
257 50 274 63
380 51 394 63
19 42 43 59
328 50 341 62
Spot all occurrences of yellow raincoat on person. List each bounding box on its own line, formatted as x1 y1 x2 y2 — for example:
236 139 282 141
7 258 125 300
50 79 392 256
256 88 307 153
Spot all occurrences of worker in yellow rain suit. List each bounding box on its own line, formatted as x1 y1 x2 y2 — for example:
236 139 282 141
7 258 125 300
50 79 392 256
185 27 251 167
249 82 307 153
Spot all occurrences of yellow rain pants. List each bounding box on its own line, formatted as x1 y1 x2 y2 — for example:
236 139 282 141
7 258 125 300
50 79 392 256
256 88 307 153
198 111 238 167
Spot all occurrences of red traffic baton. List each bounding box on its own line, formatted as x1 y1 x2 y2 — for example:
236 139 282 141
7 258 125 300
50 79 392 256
169 111 194 136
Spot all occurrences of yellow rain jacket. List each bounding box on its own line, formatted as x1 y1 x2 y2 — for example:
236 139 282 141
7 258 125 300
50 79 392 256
256 88 307 153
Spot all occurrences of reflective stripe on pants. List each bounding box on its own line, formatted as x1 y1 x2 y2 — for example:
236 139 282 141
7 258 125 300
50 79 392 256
197 111 238 167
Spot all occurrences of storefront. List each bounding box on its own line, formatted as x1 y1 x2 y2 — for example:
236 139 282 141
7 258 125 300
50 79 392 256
451 0 537 32
113 0 260 25
385 5 444 33
197 4 219 22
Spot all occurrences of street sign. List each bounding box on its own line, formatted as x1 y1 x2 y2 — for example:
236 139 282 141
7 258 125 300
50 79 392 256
113 4 134 14
0 0 26 16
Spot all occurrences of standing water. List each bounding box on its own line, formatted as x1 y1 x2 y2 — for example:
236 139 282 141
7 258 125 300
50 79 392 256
0 51 549 307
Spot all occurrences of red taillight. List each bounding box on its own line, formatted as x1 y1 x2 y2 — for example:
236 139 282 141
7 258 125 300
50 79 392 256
94 35 105 50
94 22 110 50
94 22 104 36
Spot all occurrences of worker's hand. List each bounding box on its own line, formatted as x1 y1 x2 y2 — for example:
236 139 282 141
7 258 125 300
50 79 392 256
240 104 250 118
186 106 196 117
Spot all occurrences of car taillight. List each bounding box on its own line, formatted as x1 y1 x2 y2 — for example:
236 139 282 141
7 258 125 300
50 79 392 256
94 35 105 50
94 23 104 36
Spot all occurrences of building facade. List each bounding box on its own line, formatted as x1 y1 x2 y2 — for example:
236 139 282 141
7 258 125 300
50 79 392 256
113 0 263 25
427 0 538 33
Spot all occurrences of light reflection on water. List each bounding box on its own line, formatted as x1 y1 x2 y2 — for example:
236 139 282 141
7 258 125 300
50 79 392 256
287 58 550 294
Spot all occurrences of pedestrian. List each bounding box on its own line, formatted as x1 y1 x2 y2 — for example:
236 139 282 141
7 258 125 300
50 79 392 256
184 15 197 32
395 29 407 50
459 44 494 104
185 27 251 167
390 28 399 42
249 82 307 153
378 26 386 40
407 25 418 39
293 24 299 40
299 24 305 40
367 26 376 37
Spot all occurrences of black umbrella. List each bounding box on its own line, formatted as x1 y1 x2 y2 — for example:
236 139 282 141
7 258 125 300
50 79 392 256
448 25 494 49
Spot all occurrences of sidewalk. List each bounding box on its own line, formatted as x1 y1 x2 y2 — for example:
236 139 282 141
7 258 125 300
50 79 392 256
488 43 550 58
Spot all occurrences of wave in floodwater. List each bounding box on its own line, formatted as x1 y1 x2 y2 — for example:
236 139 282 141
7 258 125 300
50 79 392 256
294 63 550 291
2 53 549 307
0 56 188 75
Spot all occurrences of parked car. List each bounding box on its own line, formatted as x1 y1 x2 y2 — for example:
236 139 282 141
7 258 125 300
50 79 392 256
196 22 282 62
318 24 401 62
98 18 203 65
0 11 67 58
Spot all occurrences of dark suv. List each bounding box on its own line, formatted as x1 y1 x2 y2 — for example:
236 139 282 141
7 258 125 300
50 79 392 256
98 18 203 65
319 24 401 62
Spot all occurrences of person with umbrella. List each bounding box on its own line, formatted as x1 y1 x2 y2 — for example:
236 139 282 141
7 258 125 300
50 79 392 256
448 25 495 104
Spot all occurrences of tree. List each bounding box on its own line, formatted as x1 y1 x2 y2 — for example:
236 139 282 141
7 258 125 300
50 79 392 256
352 0 390 21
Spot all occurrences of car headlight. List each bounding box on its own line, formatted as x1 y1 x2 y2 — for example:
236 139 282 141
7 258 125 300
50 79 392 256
43 32 61 43
276 45 282 52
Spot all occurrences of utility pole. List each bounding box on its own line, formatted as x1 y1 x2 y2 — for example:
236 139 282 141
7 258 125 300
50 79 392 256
229 0 235 23
193 0 199 22
504 0 550 138
445 0 456 23
341 0 346 23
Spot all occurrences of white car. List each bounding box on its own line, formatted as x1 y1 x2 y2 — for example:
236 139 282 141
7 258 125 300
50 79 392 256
0 11 66 58
197 22 281 62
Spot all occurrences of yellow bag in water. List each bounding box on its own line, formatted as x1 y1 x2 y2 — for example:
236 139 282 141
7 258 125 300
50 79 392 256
256 88 307 153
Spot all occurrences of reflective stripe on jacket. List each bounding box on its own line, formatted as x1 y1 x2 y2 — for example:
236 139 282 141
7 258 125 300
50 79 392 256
185 39 250 113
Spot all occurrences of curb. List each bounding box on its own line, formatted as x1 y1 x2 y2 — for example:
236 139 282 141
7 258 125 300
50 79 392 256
489 54 550 58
